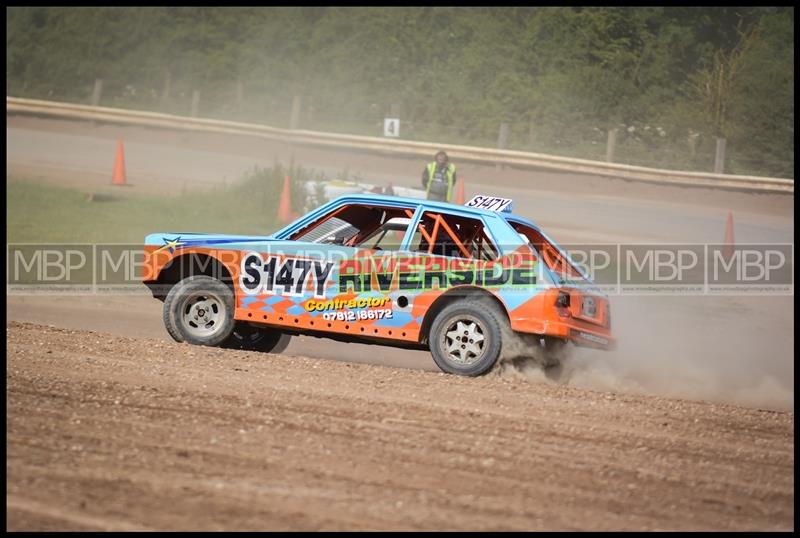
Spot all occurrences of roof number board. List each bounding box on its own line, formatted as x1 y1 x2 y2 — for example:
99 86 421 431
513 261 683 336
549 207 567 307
464 195 513 213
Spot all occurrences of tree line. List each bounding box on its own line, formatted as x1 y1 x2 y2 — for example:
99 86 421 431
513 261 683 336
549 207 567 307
6 7 794 177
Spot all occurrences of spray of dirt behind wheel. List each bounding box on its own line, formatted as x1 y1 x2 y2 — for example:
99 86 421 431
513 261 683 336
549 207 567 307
492 325 575 383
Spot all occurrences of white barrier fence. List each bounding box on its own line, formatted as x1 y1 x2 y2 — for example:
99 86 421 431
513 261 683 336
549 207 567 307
6 96 793 194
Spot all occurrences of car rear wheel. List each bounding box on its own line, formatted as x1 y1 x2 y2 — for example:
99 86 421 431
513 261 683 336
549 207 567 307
428 298 504 376
163 275 235 347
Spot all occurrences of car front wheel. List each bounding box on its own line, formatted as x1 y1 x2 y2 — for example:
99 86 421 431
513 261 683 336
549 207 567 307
163 275 236 347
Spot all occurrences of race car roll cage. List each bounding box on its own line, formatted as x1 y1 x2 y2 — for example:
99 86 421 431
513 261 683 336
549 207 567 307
275 194 594 286
289 203 496 261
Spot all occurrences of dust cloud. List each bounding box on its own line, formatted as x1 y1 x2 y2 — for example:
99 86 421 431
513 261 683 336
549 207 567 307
496 294 794 411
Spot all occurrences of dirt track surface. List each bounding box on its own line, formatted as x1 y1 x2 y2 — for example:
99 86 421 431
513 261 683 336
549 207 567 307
7 321 793 531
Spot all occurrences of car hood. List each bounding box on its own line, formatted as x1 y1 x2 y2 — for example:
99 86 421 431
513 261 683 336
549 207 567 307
144 232 279 250
144 232 359 260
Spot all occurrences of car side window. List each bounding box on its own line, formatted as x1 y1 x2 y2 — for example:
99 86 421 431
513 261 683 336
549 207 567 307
410 211 499 260
512 222 586 282
357 218 410 251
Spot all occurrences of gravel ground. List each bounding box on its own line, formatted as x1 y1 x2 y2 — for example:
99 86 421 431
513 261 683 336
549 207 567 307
6 321 793 531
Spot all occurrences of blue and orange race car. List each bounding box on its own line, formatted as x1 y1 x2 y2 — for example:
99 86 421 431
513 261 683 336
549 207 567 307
143 194 614 376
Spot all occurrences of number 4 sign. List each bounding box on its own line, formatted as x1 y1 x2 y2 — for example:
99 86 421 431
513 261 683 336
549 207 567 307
383 118 400 137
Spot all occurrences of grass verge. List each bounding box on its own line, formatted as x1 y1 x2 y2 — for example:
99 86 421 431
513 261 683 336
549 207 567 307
7 164 323 244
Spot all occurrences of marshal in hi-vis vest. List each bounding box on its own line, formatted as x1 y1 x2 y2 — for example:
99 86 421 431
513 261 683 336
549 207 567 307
425 162 456 201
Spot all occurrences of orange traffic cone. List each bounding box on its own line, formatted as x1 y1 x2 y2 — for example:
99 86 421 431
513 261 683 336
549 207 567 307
278 175 292 223
722 211 735 261
454 177 465 205
111 139 127 185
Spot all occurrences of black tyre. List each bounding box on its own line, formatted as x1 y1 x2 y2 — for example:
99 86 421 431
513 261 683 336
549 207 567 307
163 275 235 347
222 322 292 353
163 297 185 343
428 298 505 376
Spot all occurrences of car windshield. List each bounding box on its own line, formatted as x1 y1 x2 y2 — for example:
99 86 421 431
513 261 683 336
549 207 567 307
297 216 360 245
290 204 413 249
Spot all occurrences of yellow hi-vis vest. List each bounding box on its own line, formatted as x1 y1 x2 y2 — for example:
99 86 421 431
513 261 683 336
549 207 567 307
425 162 456 201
